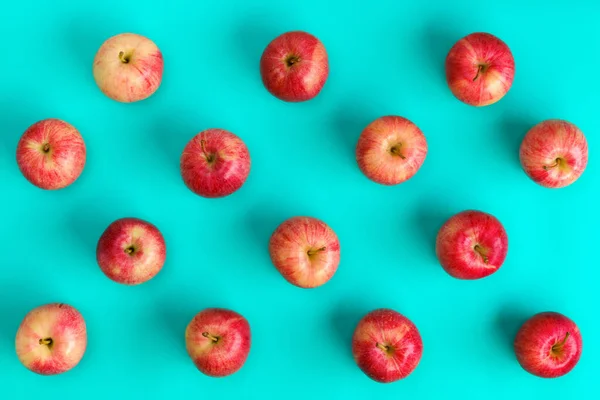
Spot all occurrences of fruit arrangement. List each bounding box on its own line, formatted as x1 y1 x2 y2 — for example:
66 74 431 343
11 28 588 384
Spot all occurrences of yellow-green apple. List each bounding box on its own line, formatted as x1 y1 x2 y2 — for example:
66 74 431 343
268 216 340 288
93 33 164 103
519 120 588 189
15 303 87 375
436 210 508 279
445 32 515 106
180 129 251 198
16 119 86 190
260 31 329 102
356 116 427 185
514 312 582 378
96 218 166 285
185 308 251 377
352 309 423 383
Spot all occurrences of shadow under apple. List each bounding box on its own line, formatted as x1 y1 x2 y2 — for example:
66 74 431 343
329 102 378 166
410 200 454 264
497 112 536 168
329 301 370 362
493 306 531 356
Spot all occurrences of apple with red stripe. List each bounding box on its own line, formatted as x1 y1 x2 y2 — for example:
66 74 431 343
436 210 508 279
260 31 329 102
93 33 164 103
96 218 166 285
352 309 423 383
185 308 251 377
520 120 588 189
16 119 86 190
15 303 87 375
514 312 582 378
269 216 341 288
180 129 251 198
356 116 428 185
446 32 515 106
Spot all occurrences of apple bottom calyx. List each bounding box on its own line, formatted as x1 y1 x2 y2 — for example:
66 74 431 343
285 55 300 67
202 332 219 343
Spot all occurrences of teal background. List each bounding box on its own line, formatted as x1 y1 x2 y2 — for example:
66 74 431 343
0 0 598 398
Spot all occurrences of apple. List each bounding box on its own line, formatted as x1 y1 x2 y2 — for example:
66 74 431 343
356 116 428 185
180 129 251 198
352 308 423 383
269 216 340 288
16 119 86 190
514 312 582 378
519 119 588 189
445 32 515 106
15 303 87 375
93 33 164 103
96 217 166 285
436 210 508 279
185 308 251 377
260 31 329 102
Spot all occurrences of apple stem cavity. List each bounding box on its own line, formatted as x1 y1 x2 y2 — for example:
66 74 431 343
307 246 326 256
473 64 486 81
200 139 215 163
285 55 300 67
376 343 389 352
543 158 563 171
390 144 406 159
42 143 50 153
202 332 219 343
552 332 570 353
473 245 489 264
39 337 53 347
118 51 130 64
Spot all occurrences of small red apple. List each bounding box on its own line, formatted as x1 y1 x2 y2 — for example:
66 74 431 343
93 33 164 103
352 309 423 383
519 119 588 189
355 116 427 185
16 119 86 190
180 129 251 198
185 308 251 377
445 32 515 106
15 303 87 375
260 31 329 102
436 210 508 279
96 218 166 285
514 312 582 378
269 216 340 288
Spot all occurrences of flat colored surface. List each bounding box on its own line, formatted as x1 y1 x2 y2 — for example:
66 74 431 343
0 0 598 398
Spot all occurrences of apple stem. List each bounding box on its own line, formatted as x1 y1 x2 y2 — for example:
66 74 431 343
473 64 485 81
307 246 326 256
202 332 219 342
473 245 489 264
376 343 389 352
200 139 214 163
39 338 52 346
552 332 570 352
118 51 130 64
543 158 562 171
390 145 406 159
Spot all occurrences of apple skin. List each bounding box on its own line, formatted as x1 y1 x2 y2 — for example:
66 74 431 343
260 31 329 102
269 216 341 288
185 308 251 377
514 312 582 378
519 120 588 189
180 129 251 198
16 119 86 190
356 116 428 185
436 210 508 280
93 33 164 103
96 218 166 285
352 309 423 383
15 303 87 375
445 32 515 106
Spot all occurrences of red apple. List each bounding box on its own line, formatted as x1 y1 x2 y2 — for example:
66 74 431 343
519 120 588 189
260 31 329 102
514 312 582 378
436 210 508 279
185 308 251 377
352 309 423 383
96 218 166 285
15 303 87 375
269 216 340 288
93 33 164 103
16 119 86 190
180 129 251 198
356 116 427 185
445 32 515 106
